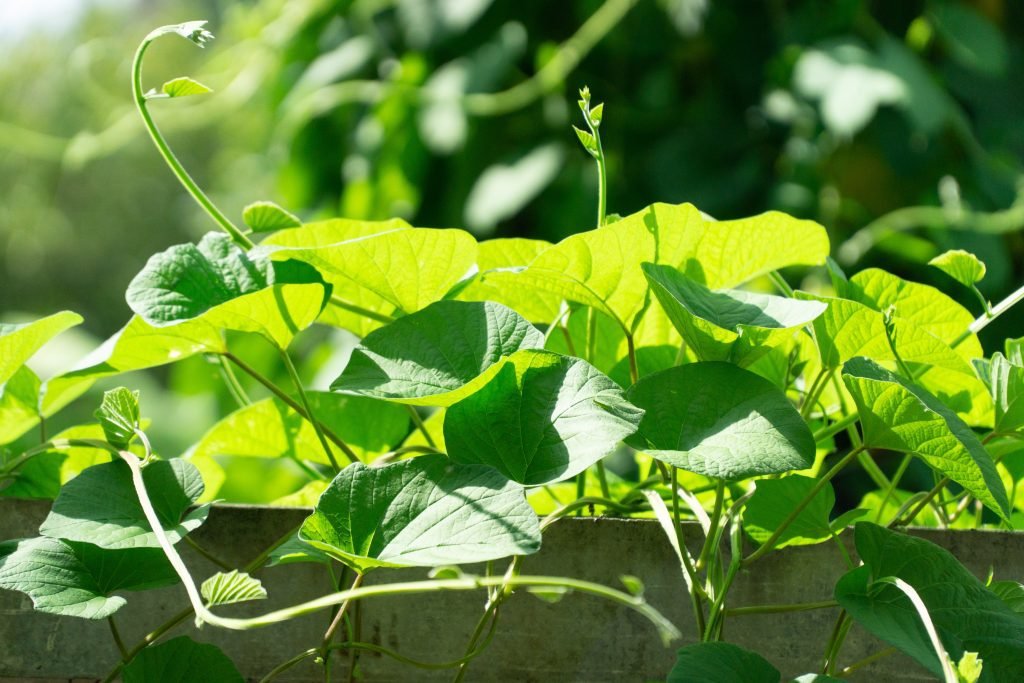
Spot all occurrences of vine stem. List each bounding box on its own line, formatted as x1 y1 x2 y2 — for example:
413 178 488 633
225 352 359 465
321 572 364 672
743 446 865 565
107 617 129 658
132 28 253 249
406 406 436 448
724 600 838 617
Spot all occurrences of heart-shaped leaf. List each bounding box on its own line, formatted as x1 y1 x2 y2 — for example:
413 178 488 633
456 237 561 323
94 388 140 449
841 357 1009 520
122 637 243 683
0 310 82 385
299 454 540 572
332 300 544 406
444 350 643 485
668 642 781 683
835 523 1024 681
0 537 177 618
39 459 210 549
627 362 815 479
258 226 477 316
643 262 825 361
126 232 328 348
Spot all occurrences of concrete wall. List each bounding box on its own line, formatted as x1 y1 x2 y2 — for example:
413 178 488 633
2 498 1021 682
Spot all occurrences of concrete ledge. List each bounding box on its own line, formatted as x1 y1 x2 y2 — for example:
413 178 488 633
2 498 1022 681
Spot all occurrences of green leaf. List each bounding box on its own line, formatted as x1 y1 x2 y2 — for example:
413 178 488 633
42 315 226 417
94 388 140 449
299 454 540 572
122 637 242 683
444 350 643 485
929 249 987 287
0 365 42 445
150 21 215 48
835 522 1024 681
929 2 1008 75
0 311 82 385
841 357 1009 520
643 262 825 361
573 125 598 154
983 354 1024 435
989 581 1024 615
839 268 982 359
200 570 267 607
39 459 210 549
126 232 328 348
242 201 301 233
797 294 893 371
0 537 177 618
332 300 544 406
627 362 815 479
257 226 477 316
265 533 332 567
189 392 409 468
668 642 780 683
456 237 561 323
588 102 604 126
160 76 212 98
743 475 836 549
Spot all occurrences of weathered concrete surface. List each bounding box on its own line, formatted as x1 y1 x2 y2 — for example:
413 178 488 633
2 498 1021 682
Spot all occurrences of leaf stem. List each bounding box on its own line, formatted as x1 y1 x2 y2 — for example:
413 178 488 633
131 29 253 249
321 572 364 670
107 617 129 658
836 647 899 677
723 599 838 617
406 406 436 448
212 353 252 407
743 446 864 565
184 536 233 571
279 347 345 472
225 352 359 465
874 454 911 523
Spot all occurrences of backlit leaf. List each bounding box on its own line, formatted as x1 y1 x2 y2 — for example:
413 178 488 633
299 454 540 572
456 237 561 323
0 365 42 445
0 311 82 385
332 300 544 406
627 362 814 479
841 357 1009 520
743 475 836 549
200 570 267 607
160 76 212 98
242 201 301 233
94 387 140 449
444 350 643 485
929 249 987 287
39 459 210 549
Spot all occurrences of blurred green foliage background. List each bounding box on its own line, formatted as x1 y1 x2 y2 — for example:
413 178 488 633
2 0 1023 482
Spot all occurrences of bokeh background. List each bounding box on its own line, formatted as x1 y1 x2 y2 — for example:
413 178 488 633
2 0 1023 494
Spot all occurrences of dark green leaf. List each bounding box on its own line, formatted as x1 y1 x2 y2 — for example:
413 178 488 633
332 300 544 406
835 523 1024 681
39 459 209 549
0 537 177 618
444 350 643 485
668 642 780 683
122 636 242 683
627 362 815 479
299 454 540 572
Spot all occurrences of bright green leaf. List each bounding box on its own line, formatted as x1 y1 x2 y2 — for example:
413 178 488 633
332 300 544 406
456 237 561 323
39 459 210 549
743 475 836 549
444 350 643 485
573 125 597 154
200 570 267 607
627 362 815 479
126 232 328 348
122 636 242 683
0 311 82 385
929 249 987 287
299 454 540 572
265 533 332 567
258 226 477 316
835 522 1024 681
668 642 780 683
983 354 1024 435
989 581 1024 615
841 357 1009 520
242 201 301 233
160 76 212 98
0 365 42 445
0 537 177 618
94 388 140 449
